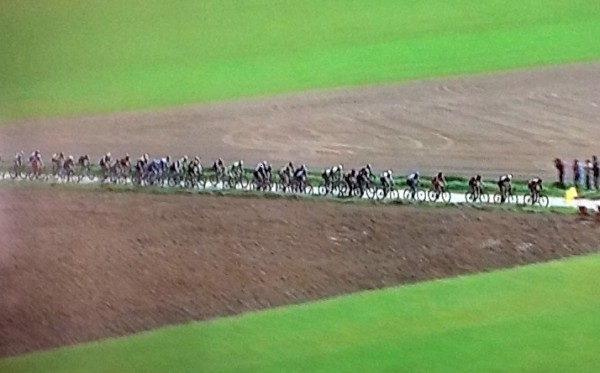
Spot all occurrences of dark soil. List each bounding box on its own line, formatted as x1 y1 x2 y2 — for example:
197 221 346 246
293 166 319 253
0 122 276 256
1 188 599 356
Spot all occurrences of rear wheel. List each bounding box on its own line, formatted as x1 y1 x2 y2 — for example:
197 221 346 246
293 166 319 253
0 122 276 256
465 191 476 203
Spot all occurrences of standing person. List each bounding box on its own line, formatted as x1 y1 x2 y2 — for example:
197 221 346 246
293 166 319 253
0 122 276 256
573 159 582 189
585 159 593 190
593 156 599 191
554 158 565 186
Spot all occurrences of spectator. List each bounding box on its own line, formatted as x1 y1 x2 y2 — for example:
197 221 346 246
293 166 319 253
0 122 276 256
585 159 593 190
554 158 565 186
593 155 599 191
573 159 582 189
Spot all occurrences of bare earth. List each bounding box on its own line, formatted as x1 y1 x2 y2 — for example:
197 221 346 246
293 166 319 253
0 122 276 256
2 63 600 357
1 62 599 179
1 188 599 356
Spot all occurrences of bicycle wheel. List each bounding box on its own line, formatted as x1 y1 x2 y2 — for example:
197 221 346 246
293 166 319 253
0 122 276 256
493 192 504 204
416 189 427 201
465 191 475 203
507 193 518 205
479 192 490 204
538 195 549 208
208 174 219 188
427 190 439 202
376 189 386 200
239 175 249 188
339 184 349 197
523 194 534 206
9 168 20 180
317 184 328 195
389 189 399 199
304 184 314 195
197 175 207 189
441 191 451 203
402 188 413 200
365 187 377 199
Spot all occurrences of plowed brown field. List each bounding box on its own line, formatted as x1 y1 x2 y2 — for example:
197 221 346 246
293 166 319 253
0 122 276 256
1 188 599 356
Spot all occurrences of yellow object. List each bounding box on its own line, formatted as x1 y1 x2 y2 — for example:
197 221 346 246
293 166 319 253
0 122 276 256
564 187 578 201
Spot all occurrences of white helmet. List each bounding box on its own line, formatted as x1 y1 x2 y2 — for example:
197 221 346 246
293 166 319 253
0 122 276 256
69 155 74 161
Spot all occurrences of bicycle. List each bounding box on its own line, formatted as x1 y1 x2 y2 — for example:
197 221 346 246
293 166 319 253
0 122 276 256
427 185 451 203
250 175 273 192
402 187 427 201
9 164 27 180
523 190 549 208
464 187 490 203
493 188 518 204
226 170 249 190
376 183 399 200
208 168 227 188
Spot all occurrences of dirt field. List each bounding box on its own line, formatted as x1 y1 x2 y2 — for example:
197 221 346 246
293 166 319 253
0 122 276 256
1 188 599 356
1 62 599 179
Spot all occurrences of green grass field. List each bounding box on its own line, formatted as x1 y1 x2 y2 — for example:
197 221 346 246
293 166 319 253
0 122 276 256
3 253 599 373
2 0 600 121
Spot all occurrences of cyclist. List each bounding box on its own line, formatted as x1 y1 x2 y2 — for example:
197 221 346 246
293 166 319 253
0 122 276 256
253 161 270 189
212 158 226 180
359 164 373 181
29 150 42 164
279 164 293 190
186 156 202 181
527 177 543 203
344 169 358 196
63 155 75 180
356 167 372 196
379 170 394 193
99 152 111 178
468 174 483 197
332 164 343 183
431 171 447 193
118 154 131 175
497 174 513 202
294 164 308 190
14 151 24 168
229 160 244 178
406 172 420 197
321 166 335 189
